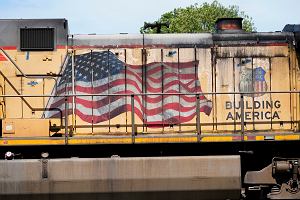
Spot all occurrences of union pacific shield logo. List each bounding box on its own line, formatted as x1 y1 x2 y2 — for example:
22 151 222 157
238 59 267 97
253 67 267 97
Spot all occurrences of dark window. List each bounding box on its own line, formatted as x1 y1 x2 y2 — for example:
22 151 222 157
20 28 55 51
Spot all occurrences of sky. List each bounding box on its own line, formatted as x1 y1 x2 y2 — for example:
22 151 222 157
0 0 299 34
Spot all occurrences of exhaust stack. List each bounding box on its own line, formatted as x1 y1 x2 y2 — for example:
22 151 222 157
215 18 244 33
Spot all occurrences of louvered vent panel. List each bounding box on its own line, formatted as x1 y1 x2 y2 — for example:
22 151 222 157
20 28 54 51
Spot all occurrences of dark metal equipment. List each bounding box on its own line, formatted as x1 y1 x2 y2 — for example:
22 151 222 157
143 21 170 33
283 24 300 51
215 17 244 33
245 158 300 199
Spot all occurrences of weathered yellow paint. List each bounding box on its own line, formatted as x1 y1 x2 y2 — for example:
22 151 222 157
0 133 300 146
201 136 233 142
255 136 265 141
0 45 300 145
217 46 289 58
68 137 132 144
0 138 65 145
275 135 300 140
135 136 198 143
2 119 50 137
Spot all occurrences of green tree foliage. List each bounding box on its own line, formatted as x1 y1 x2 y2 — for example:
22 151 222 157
141 0 255 33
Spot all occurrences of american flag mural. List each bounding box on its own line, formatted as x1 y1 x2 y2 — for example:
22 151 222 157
45 51 212 125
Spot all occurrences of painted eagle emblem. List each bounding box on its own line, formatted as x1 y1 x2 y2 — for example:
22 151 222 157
238 59 267 97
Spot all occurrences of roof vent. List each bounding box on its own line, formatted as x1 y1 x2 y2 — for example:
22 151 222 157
215 18 244 33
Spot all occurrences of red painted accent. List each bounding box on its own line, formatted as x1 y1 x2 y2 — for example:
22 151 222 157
2 46 17 50
0 53 7 61
56 45 66 49
247 136 256 140
71 45 144 49
219 43 288 47
0 45 67 50
266 43 289 46
232 135 256 141
0 43 287 50
232 136 242 141
70 42 288 49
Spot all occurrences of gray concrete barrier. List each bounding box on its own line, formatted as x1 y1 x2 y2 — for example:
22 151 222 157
0 155 241 200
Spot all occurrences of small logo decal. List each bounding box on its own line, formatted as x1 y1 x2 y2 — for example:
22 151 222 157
27 80 39 87
166 50 177 57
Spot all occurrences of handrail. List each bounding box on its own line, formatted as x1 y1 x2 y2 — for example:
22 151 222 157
0 71 63 128
0 47 27 77
0 70 33 110
0 47 69 79
0 48 68 128
0 90 299 144
0 90 298 97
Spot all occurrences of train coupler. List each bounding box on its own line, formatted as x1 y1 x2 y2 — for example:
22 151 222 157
245 157 300 199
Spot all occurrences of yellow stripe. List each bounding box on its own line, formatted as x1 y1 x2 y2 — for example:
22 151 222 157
68 137 132 144
275 135 300 140
135 136 198 143
0 139 65 145
201 136 233 142
255 136 265 141
0 134 299 146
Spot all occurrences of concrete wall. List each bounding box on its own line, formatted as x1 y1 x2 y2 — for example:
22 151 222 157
0 155 241 200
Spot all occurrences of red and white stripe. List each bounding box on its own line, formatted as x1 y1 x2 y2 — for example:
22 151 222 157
45 61 212 125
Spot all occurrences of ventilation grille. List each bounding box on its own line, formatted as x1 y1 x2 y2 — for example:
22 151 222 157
20 28 54 51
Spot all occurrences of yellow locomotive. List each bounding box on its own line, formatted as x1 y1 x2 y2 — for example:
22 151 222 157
1 18 300 200
0 18 299 145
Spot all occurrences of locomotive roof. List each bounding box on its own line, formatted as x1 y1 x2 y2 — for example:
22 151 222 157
0 19 298 48
70 32 295 48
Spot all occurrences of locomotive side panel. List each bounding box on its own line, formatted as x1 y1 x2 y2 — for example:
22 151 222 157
61 45 298 137
0 19 68 137
1 49 67 136
2 44 298 139
196 48 214 133
214 45 298 141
